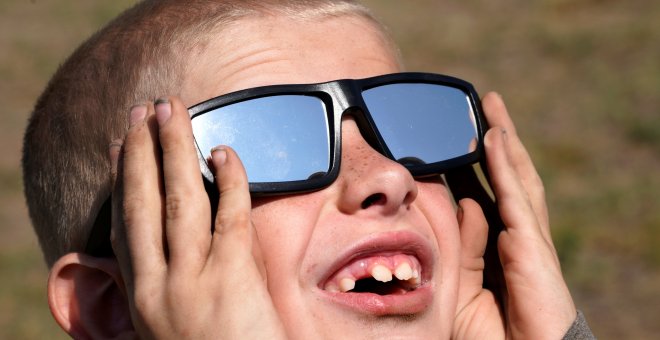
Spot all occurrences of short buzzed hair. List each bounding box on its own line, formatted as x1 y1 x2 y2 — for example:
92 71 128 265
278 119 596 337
22 0 398 267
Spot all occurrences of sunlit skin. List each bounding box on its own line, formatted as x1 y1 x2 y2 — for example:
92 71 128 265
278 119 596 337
48 13 576 340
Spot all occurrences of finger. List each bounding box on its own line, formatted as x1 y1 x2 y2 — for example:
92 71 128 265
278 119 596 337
207 147 258 269
458 199 488 269
119 103 166 277
109 139 123 188
482 93 550 239
109 139 129 271
484 127 544 242
481 92 518 135
155 97 211 271
204 147 285 337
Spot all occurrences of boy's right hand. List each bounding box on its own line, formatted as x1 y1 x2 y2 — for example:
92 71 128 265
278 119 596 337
109 98 287 339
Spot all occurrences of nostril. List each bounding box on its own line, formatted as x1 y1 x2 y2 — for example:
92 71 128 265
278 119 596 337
361 193 385 209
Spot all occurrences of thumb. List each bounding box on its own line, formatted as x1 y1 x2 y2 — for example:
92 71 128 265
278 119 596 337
458 198 488 266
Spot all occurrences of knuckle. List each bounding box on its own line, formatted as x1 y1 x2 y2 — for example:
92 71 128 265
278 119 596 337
216 210 251 233
164 193 188 222
530 169 544 187
231 212 251 228
164 192 207 222
123 125 148 151
527 173 546 196
121 196 146 225
219 174 245 193
132 285 159 317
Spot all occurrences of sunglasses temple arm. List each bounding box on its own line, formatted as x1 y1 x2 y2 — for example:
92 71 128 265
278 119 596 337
85 197 114 257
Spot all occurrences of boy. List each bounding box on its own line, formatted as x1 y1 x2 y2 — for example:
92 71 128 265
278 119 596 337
22 0 593 338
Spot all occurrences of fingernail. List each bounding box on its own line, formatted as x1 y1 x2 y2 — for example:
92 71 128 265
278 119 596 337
108 140 123 149
211 146 227 166
108 139 123 176
154 97 171 126
154 97 169 105
129 105 147 127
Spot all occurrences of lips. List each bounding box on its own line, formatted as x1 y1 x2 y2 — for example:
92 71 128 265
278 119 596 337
317 231 434 315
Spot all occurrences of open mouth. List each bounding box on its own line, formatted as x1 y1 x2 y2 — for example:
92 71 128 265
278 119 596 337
317 231 434 315
323 253 422 295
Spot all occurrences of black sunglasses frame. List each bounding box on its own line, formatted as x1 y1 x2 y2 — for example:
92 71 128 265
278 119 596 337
189 72 487 196
86 72 486 257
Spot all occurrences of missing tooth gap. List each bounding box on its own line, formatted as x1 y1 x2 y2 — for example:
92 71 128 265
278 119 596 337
352 277 409 295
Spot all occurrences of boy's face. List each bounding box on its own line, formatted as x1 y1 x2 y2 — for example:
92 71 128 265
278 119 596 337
181 15 460 339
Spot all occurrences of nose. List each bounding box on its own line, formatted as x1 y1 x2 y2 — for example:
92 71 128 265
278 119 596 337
333 116 418 215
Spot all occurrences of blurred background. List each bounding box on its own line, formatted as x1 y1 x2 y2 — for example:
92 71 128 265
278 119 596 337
1 0 658 338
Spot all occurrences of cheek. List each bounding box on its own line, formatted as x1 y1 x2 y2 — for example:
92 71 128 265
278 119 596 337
415 179 457 224
250 194 332 322
250 194 324 283
252 197 305 260
415 181 462 310
415 180 461 262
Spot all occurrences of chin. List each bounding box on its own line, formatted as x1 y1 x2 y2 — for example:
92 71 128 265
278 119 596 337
278 304 450 340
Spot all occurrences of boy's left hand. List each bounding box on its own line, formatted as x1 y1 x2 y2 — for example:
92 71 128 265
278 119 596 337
450 93 577 339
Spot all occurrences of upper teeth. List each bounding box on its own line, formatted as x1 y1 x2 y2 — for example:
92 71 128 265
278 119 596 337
324 254 423 293
370 264 393 282
339 277 356 292
394 262 413 281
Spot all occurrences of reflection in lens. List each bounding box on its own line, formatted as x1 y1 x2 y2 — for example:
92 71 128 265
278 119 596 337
397 156 426 167
363 83 477 166
192 95 330 183
468 137 478 153
307 171 328 180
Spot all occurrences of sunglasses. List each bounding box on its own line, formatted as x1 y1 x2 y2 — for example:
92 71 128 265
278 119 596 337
86 72 486 256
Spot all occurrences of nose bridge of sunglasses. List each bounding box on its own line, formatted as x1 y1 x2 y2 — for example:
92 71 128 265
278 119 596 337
340 107 392 159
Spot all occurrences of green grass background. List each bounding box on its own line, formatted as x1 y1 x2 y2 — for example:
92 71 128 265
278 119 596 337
1 0 658 338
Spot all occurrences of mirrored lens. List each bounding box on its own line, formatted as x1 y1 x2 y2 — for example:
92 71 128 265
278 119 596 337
362 83 477 166
191 95 330 183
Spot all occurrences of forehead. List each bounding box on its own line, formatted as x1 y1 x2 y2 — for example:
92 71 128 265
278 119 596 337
180 14 401 107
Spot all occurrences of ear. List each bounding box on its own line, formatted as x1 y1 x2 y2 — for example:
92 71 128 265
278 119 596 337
48 252 136 339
